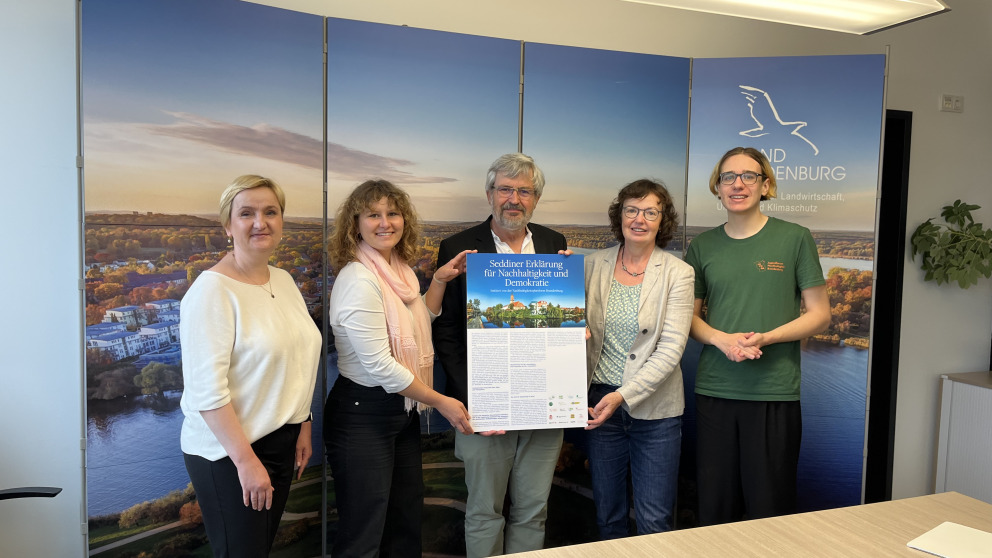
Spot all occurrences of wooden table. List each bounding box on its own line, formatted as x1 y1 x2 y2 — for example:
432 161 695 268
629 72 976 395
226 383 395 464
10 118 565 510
512 492 992 557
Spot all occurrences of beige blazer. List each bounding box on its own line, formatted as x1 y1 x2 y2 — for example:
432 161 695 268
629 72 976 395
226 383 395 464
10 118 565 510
585 243 695 420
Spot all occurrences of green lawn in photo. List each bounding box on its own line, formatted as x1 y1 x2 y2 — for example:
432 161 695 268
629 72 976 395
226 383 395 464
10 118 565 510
423 465 466 500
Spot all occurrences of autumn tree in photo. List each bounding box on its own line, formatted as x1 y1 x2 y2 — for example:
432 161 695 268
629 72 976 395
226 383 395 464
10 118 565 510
824 268 872 339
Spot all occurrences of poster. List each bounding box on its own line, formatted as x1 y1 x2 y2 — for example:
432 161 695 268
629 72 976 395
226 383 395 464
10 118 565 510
466 253 588 431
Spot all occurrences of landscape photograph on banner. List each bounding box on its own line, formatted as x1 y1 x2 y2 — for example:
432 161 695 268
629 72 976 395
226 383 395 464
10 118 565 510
82 1 325 555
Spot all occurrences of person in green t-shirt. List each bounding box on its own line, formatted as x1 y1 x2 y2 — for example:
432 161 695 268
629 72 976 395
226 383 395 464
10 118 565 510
684 147 830 525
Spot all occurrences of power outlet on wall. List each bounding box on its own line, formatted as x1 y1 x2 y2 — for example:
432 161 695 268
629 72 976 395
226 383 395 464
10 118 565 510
940 93 964 113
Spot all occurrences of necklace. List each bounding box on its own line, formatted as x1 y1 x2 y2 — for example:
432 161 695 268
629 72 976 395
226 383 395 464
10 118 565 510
231 253 275 298
259 281 275 299
620 245 645 277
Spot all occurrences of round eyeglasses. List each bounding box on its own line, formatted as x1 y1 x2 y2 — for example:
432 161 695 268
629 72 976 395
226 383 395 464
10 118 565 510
622 206 661 221
719 171 765 186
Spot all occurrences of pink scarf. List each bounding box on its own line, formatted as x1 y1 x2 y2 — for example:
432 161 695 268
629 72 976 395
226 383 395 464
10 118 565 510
355 241 435 412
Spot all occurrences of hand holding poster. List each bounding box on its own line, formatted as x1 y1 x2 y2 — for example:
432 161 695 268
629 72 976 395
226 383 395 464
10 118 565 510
466 253 588 431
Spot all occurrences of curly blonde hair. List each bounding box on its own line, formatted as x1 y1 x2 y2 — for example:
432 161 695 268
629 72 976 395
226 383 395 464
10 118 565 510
328 179 421 271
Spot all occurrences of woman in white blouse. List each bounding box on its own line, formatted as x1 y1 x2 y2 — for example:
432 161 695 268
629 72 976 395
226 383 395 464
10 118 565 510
325 179 474 557
180 175 321 557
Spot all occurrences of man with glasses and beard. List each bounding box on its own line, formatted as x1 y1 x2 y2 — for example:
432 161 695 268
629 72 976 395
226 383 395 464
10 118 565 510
433 153 569 557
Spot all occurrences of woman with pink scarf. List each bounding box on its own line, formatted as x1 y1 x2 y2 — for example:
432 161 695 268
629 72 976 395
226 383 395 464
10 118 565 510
325 179 474 557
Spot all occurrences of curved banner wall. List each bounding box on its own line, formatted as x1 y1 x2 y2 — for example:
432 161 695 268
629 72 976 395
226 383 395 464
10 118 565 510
81 0 886 552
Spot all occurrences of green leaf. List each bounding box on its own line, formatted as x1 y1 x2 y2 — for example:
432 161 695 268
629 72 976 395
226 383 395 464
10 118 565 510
911 200 992 288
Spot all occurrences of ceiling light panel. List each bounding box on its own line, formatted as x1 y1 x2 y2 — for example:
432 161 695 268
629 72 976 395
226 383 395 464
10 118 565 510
620 0 949 34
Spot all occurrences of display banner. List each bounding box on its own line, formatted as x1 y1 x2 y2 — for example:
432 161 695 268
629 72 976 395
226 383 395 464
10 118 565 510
465 253 588 431
81 1 886 552
686 54 886 511
82 0 324 555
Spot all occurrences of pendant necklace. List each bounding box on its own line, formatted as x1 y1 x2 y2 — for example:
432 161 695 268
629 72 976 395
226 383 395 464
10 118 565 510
259 281 275 298
620 245 645 277
231 252 275 298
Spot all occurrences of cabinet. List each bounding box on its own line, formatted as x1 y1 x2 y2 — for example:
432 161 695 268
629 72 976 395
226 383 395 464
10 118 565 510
935 371 992 504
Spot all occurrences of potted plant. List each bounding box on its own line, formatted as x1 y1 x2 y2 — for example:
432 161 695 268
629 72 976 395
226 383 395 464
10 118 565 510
910 200 992 288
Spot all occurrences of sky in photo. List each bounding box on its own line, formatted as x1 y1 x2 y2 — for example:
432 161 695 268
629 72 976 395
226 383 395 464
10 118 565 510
83 1 692 226
325 18 520 223
82 1 882 232
83 0 324 218
523 43 691 227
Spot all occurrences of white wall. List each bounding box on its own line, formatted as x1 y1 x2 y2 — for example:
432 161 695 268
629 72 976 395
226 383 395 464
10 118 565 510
3 0 990 554
257 0 992 500
0 0 86 557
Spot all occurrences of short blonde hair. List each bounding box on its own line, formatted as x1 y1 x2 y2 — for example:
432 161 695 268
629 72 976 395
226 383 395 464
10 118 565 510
328 179 421 271
219 175 286 229
708 147 777 201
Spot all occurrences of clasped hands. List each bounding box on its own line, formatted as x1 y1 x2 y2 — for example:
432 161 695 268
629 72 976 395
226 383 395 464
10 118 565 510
718 331 766 362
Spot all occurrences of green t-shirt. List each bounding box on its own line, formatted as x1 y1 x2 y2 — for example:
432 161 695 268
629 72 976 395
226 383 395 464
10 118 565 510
684 217 824 401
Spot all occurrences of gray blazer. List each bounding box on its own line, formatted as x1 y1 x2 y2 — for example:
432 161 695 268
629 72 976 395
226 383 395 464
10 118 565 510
585 243 695 420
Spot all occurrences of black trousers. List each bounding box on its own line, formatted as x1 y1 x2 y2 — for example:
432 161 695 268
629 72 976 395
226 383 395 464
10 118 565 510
324 376 423 558
695 394 802 526
184 422 301 558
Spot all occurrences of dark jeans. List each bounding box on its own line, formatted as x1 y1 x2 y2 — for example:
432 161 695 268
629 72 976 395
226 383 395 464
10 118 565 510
695 394 802 525
184 422 301 558
324 376 423 558
586 383 682 539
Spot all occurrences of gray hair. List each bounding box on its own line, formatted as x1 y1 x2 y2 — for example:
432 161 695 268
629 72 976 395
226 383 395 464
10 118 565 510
485 153 545 198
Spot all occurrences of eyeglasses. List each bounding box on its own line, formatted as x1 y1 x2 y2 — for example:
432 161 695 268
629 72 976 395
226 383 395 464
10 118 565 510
719 171 765 186
494 186 536 200
622 206 661 221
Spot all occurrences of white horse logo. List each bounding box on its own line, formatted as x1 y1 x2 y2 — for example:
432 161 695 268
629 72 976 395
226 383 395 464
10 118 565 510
739 85 819 156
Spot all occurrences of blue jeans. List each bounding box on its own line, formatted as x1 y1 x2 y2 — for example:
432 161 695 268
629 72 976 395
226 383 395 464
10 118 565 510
587 383 681 539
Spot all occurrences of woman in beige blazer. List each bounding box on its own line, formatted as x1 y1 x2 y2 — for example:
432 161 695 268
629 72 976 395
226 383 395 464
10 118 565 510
584 178 695 539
